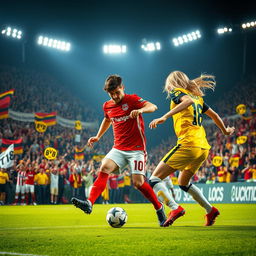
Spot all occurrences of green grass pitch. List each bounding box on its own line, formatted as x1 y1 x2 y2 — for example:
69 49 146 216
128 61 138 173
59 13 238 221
0 204 255 256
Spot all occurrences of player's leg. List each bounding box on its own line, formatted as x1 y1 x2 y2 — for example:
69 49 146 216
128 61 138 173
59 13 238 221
149 162 179 210
132 173 162 209
88 159 119 204
128 151 162 210
149 162 185 227
149 145 188 226
131 173 167 226
72 149 123 214
163 176 176 200
128 151 166 226
178 149 220 226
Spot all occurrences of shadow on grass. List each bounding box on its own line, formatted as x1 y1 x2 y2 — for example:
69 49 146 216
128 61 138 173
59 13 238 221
172 225 256 231
124 227 162 229
123 225 256 231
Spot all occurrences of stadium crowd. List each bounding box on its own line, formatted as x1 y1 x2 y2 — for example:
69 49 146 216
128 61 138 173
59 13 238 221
0 66 255 205
0 65 96 121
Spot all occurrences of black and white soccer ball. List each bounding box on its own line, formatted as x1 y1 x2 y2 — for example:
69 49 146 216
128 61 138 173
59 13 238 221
106 207 128 228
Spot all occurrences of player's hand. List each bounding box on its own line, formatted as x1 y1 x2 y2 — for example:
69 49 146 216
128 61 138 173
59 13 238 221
129 109 142 119
87 136 99 147
223 126 235 135
149 117 167 129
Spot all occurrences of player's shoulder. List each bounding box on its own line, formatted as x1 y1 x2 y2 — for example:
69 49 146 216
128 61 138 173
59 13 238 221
170 88 189 104
103 100 113 109
126 93 139 99
171 88 189 96
127 94 146 102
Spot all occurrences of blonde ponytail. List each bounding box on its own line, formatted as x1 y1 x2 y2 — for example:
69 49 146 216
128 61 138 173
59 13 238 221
164 71 215 98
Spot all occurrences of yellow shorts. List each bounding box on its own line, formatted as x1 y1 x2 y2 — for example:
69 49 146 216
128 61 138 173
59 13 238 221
50 187 58 196
161 145 209 173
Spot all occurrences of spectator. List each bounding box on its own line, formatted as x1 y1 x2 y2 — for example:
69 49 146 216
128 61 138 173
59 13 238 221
50 166 59 204
69 169 82 198
13 161 27 205
25 161 37 205
34 167 49 204
0 168 9 205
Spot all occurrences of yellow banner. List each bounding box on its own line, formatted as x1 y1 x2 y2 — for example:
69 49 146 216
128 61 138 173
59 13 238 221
35 121 47 133
75 120 82 130
212 156 223 167
236 136 247 145
229 157 239 168
236 104 246 115
44 147 58 160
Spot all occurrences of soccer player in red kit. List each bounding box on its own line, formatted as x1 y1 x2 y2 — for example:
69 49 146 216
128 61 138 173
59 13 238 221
72 74 166 226
25 162 37 205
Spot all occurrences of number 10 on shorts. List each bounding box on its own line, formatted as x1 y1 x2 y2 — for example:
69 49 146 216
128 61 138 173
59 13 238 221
134 160 144 171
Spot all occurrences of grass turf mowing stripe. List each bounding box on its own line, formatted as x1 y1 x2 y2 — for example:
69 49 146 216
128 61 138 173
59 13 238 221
0 252 47 256
0 204 255 256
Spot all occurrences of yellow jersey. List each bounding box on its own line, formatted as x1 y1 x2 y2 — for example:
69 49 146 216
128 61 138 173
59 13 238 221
250 168 256 180
170 88 211 149
124 175 131 186
34 173 49 185
0 171 9 184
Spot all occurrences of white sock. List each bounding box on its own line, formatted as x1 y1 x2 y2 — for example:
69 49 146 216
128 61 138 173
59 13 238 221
187 184 212 213
150 176 178 210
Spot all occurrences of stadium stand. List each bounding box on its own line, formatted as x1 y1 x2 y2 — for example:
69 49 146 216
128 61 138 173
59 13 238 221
0 66 255 205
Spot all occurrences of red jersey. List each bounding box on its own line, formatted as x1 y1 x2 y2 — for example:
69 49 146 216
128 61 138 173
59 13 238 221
109 174 118 189
104 94 147 151
16 170 26 186
26 170 36 185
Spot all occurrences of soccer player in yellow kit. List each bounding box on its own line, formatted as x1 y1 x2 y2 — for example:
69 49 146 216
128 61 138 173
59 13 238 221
149 71 235 227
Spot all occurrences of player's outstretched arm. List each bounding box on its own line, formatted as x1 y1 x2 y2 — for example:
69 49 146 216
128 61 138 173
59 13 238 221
130 102 157 119
204 108 235 135
87 118 112 147
149 95 193 129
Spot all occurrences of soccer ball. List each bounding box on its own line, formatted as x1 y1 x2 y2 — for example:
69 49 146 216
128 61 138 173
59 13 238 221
106 207 128 228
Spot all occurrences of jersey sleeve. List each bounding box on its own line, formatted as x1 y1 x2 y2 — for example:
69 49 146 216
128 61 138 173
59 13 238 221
103 102 110 119
202 102 210 113
170 90 187 104
130 94 148 109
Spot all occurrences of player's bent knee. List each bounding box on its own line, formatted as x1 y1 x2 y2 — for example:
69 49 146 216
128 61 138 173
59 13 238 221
100 165 113 174
149 179 159 189
179 184 192 192
133 180 143 188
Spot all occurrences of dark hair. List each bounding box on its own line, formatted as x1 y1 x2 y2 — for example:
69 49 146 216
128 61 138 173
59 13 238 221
104 74 122 92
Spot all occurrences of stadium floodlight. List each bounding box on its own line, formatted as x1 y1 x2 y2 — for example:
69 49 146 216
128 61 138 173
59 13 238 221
37 35 71 52
241 20 256 29
103 44 127 54
217 27 232 34
172 30 201 47
141 41 161 52
1 26 23 40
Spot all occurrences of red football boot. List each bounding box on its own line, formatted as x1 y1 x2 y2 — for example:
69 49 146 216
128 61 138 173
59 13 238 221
205 206 220 226
163 205 185 227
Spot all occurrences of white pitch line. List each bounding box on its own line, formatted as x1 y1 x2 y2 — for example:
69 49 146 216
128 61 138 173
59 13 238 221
0 222 161 231
0 252 47 256
0 224 105 230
